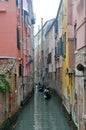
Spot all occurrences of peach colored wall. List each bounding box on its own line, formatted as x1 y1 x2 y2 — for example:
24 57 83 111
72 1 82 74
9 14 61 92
67 0 72 25
77 24 85 49
72 0 77 25
76 0 84 26
0 0 18 57
73 0 85 49
76 0 85 49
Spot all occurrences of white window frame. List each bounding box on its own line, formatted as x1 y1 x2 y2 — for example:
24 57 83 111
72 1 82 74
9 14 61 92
0 0 7 1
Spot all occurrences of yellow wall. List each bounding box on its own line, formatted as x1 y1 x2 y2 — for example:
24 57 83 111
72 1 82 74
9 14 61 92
62 0 72 107
62 0 67 97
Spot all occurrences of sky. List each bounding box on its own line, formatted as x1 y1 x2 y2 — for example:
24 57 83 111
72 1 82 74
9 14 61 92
33 0 61 35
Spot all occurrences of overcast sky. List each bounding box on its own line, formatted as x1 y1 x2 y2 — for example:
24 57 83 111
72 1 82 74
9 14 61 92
33 0 61 35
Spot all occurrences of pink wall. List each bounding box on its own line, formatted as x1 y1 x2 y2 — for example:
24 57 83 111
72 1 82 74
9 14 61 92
0 0 18 57
76 0 85 49
67 0 72 25
76 0 84 26
77 24 85 49
73 0 85 49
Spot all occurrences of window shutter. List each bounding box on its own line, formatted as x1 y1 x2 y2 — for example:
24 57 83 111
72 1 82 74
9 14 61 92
62 32 66 57
47 52 52 64
17 27 20 49
55 19 58 34
59 37 63 55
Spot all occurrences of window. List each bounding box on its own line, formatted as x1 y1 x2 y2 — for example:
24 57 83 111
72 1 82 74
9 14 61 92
16 0 18 7
59 37 63 55
47 52 52 64
19 64 23 76
15 74 17 88
74 37 77 51
16 0 20 8
0 0 8 1
62 32 66 57
17 27 20 49
55 37 63 59
74 21 77 51
84 79 86 114
54 19 58 34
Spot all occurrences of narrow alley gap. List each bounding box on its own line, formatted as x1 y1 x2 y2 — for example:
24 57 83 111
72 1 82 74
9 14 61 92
13 87 77 130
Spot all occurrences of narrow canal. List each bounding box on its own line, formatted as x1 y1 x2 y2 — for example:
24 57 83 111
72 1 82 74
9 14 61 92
14 88 77 130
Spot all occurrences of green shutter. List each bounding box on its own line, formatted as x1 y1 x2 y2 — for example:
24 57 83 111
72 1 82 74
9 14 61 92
62 32 66 57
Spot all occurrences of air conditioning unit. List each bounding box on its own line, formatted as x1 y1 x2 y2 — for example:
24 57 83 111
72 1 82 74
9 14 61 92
66 67 74 74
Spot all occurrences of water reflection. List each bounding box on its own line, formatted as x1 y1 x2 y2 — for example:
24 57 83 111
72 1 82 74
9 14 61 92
14 87 77 130
33 87 71 130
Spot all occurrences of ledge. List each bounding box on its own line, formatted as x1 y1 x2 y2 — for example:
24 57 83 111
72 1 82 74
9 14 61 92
0 9 6 12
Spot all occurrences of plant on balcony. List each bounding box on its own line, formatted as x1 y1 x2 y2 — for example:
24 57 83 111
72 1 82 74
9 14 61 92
0 73 11 93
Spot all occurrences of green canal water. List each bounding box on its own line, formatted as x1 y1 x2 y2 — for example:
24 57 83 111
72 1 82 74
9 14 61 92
14 88 77 130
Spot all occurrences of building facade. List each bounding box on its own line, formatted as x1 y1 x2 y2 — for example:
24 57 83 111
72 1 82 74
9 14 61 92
45 20 55 88
0 0 35 126
72 0 86 129
55 0 63 98
34 19 55 85
34 0 86 129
